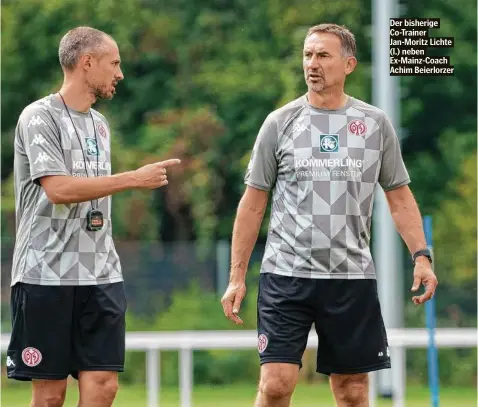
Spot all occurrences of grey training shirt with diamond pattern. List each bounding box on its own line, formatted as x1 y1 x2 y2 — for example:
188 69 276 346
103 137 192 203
11 94 123 286
245 95 410 279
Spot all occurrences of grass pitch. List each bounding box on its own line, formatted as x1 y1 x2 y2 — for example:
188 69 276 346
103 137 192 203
1 381 476 406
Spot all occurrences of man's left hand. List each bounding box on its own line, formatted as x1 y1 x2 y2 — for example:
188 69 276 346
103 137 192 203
411 258 438 305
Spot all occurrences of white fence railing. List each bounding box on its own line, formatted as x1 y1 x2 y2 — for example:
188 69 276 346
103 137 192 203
1 328 477 407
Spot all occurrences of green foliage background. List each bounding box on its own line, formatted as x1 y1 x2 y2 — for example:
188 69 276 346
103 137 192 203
1 0 476 387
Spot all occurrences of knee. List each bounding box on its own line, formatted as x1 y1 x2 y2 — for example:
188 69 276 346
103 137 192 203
78 372 119 406
46 394 65 407
97 375 119 401
86 372 119 403
32 383 66 407
259 375 295 400
332 374 368 405
37 393 66 407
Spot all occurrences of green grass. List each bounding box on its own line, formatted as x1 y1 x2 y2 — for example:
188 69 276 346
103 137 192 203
1 382 476 406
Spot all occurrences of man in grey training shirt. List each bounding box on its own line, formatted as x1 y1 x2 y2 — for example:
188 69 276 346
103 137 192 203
221 23 438 407
7 27 180 407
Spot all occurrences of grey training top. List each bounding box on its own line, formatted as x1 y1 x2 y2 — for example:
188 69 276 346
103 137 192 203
11 94 123 286
245 94 410 279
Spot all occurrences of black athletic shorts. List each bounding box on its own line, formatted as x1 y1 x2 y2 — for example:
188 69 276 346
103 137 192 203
6 281 127 381
257 273 391 375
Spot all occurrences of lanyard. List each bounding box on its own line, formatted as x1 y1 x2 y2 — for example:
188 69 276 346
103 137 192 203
58 92 99 210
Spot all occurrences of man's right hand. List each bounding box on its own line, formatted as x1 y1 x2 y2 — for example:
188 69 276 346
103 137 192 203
221 280 247 325
132 159 181 189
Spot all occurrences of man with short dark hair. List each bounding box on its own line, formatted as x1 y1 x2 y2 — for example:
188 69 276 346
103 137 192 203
221 23 437 407
7 26 180 407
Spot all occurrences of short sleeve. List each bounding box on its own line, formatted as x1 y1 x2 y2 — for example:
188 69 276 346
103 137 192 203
379 114 410 191
16 105 68 185
244 114 279 191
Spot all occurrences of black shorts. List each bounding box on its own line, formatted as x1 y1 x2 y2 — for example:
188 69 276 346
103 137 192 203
6 282 127 381
257 273 391 375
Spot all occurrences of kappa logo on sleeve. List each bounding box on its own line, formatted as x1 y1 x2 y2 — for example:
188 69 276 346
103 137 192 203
27 115 47 128
30 134 48 146
41 99 52 108
33 152 53 165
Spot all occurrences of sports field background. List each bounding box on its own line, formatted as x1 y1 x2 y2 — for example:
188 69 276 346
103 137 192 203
2 382 477 407
1 0 476 406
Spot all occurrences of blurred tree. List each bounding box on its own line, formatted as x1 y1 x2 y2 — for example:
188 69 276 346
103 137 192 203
433 151 477 285
1 0 476 279
2 0 476 384
1 0 372 245
401 0 477 210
